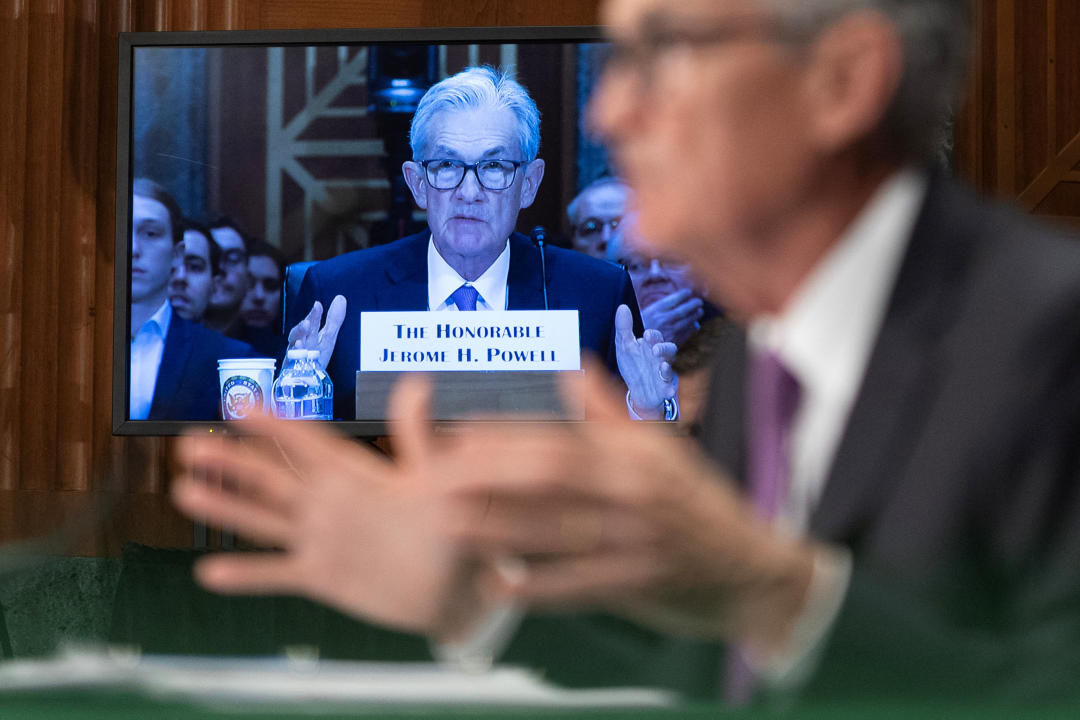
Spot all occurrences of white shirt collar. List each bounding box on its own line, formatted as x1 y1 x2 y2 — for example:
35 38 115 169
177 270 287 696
144 298 173 339
427 235 511 311
747 168 928 528
129 299 173 420
749 169 927 400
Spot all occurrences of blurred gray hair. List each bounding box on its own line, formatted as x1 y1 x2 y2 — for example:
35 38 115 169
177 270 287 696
765 0 971 164
409 66 541 162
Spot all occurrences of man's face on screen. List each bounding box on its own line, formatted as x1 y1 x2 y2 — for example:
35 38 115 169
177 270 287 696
210 226 249 311
404 107 544 279
169 230 215 321
591 0 815 289
571 182 629 258
131 194 175 305
240 255 283 328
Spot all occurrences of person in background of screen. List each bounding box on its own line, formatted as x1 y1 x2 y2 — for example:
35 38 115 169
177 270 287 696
605 211 706 348
168 219 220 323
173 0 1080 706
130 179 260 421
566 176 628 259
286 65 663 420
203 217 250 335
234 238 288 359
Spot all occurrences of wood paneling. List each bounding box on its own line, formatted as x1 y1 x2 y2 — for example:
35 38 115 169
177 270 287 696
0 0 1072 555
954 0 1080 227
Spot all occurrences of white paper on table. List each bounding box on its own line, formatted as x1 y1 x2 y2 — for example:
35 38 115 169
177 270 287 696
0 648 677 709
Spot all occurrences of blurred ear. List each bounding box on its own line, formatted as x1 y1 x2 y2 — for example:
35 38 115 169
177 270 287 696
801 10 903 152
518 159 546 209
402 161 429 210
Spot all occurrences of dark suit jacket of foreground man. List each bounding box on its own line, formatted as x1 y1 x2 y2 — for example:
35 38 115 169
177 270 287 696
295 230 640 420
689 174 1080 703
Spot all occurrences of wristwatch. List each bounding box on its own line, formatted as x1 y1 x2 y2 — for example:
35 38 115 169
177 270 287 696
663 397 679 422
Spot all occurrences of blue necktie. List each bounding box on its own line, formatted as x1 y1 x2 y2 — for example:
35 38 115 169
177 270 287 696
450 284 479 311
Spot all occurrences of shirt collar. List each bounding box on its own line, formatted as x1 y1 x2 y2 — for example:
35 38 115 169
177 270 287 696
749 169 928 399
427 234 511 310
135 299 173 340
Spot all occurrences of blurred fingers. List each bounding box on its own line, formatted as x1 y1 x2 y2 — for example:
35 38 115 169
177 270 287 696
172 473 295 546
388 374 434 473
489 552 664 608
233 413 392 483
176 432 302 511
194 553 302 596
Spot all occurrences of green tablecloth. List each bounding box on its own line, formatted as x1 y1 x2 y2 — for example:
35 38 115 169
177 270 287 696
3 689 1080 720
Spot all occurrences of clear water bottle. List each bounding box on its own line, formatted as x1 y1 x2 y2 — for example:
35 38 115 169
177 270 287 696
273 348 326 420
306 349 334 420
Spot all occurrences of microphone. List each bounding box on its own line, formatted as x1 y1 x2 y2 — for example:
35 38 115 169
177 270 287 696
531 226 549 311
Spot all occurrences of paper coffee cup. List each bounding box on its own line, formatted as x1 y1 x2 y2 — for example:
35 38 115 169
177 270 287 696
218 358 276 420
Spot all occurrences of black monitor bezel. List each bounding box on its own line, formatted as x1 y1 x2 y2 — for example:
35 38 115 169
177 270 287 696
113 25 607 437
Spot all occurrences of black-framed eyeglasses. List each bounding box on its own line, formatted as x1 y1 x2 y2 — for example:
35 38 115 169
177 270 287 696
420 159 526 191
575 217 621 238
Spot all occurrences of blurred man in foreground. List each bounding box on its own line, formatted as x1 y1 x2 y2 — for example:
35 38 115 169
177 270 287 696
173 0 1080 705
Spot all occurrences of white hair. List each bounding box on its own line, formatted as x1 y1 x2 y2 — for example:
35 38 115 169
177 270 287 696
408 65 541 162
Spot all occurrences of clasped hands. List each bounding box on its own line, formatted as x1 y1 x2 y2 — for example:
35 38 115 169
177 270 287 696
172 362 818 658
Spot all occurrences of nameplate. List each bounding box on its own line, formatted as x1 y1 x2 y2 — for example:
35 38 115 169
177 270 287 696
359 310 581 372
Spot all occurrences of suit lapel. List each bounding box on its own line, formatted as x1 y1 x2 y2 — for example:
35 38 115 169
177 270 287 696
507 234 546 309
380 233 430 310
697 322 747 483
149 314 192 419
809 177 974 542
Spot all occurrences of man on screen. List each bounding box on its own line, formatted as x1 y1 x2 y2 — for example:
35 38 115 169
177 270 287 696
168 219 220 323
290 66 666 420
130 179 259 421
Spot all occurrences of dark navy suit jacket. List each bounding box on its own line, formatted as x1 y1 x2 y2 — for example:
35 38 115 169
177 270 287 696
148 314 262 421
294 231 641 420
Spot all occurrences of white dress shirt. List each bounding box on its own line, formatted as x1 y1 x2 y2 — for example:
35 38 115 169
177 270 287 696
427 236 510 311
129 299 172 420
746 169 929 685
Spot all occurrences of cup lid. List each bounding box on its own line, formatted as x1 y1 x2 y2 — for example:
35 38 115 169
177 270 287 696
218 357 277 369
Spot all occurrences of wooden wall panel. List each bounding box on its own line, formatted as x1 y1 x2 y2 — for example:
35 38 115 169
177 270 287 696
954 0 1080 227
0 0 30 494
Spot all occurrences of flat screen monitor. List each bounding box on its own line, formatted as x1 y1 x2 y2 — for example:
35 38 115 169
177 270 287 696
114 26 624 437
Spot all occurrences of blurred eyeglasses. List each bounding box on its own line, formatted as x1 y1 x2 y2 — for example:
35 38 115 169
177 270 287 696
421 159 526 191
603 17 797 85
